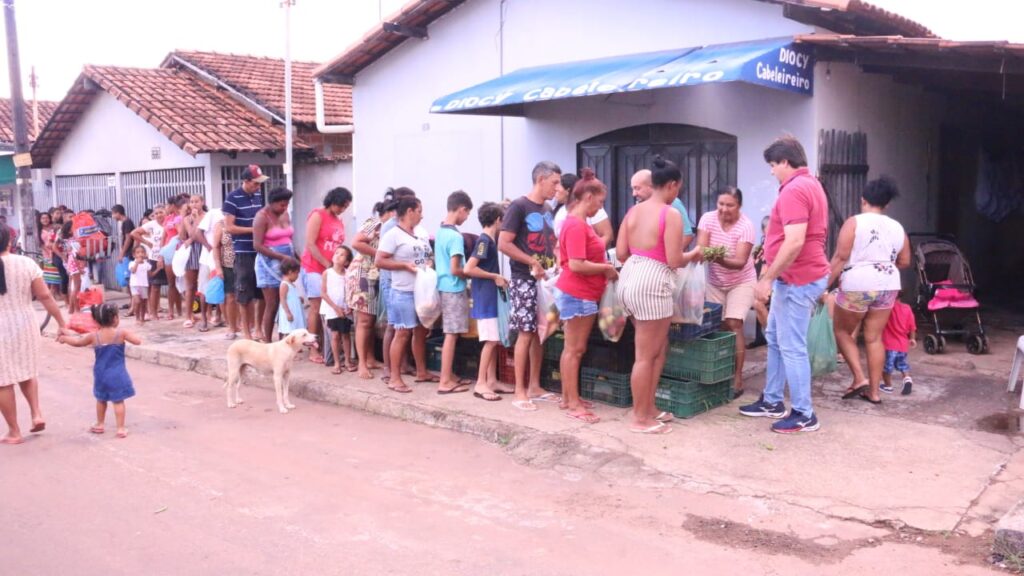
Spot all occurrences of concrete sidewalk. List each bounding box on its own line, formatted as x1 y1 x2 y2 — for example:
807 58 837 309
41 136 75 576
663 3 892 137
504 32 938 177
50 296 1024 538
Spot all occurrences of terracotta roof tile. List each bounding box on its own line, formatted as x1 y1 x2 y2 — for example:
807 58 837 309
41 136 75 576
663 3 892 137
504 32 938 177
0 97 59 145
30 65 311 168
167 50 351 126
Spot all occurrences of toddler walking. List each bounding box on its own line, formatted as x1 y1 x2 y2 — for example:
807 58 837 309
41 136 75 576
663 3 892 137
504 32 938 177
881 295 917 395
321 246 357 374
58 303 142 438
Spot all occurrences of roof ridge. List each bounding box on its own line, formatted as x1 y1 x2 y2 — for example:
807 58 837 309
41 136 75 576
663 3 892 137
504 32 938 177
172 49 326 68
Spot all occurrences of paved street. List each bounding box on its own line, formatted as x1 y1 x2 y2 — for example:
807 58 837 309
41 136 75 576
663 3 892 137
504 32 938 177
1 337 1005 575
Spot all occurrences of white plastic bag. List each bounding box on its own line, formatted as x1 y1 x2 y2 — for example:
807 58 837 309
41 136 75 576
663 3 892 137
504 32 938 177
672 261 706 325
536 272 560 343
414 267 442 329
172 244 190 277
598 281 628 342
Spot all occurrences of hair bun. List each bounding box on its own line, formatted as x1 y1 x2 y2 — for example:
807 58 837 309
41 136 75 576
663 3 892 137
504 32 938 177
652 156 667 169
580 167 596 181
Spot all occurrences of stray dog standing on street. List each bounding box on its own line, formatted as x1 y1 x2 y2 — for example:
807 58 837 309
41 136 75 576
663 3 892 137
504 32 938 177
224 329 316 413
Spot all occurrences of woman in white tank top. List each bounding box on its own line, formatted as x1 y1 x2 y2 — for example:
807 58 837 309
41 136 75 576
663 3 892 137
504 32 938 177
827 177 912 404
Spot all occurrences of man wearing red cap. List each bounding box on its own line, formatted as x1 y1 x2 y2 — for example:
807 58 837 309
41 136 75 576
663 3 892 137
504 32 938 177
223 165 269 340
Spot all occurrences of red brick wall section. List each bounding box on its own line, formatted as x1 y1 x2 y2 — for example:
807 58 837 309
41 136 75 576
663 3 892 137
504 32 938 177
297 128 352 160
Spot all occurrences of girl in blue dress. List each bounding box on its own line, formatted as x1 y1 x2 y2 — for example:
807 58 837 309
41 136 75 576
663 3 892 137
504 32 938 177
58 303 142 438
276 259 307 340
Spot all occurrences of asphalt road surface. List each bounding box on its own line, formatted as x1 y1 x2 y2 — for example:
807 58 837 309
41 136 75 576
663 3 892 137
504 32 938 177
1 340 995 576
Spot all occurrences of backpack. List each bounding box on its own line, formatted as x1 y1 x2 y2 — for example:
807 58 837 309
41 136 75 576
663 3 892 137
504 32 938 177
71 211 109 259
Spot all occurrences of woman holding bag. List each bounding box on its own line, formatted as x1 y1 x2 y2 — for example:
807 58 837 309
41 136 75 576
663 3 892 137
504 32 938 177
555 170 618 424
694 186 757 399
615 157 692 434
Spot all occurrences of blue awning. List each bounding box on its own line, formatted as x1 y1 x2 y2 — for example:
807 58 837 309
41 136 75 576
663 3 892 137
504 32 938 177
431 37 814 116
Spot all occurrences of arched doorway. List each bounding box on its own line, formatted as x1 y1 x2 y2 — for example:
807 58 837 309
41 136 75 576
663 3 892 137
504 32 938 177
577 123 738 229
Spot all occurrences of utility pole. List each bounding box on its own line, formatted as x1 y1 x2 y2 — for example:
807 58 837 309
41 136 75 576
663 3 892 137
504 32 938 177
29 65 38 139
3 0 36 253
282 0 294 212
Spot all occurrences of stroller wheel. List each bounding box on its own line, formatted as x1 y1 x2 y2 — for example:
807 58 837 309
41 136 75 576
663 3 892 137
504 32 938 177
967 334 986 355
924 334 940 355
939 336 946 352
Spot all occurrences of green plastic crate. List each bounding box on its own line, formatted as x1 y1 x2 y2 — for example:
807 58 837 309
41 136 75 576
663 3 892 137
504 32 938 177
543 334 565 363
655 377 732 419
541 358 564 394
662 331 736 384
426 336 444 372
580 367 633 407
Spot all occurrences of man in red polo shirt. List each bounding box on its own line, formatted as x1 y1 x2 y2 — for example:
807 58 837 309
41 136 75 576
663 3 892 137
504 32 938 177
740 136 830 433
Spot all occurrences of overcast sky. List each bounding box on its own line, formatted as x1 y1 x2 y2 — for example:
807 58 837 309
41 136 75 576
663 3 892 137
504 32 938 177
1 0 1020 102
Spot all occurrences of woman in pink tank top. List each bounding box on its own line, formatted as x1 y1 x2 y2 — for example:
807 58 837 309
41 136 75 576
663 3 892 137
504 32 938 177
614 157 694 435
300 187 353 364
253 188 295 343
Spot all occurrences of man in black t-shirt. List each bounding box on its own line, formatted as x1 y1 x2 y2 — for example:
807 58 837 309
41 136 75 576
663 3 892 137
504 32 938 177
498 160 563 409
112 204 136 260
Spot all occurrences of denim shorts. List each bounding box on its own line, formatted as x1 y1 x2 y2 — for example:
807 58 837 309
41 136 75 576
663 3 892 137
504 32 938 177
255 245 293 289
884 350 911 374
388 289 419 330
555 288 598 320
301 269 323 298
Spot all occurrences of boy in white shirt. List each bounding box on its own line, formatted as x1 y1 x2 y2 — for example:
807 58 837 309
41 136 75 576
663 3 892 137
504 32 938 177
128 245 152 324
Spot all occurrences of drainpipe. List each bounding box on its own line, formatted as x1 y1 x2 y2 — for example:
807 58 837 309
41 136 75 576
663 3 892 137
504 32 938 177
314 79 355 134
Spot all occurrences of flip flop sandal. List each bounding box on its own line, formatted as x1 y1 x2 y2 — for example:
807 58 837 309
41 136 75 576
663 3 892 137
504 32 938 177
116 430 129 439
331 367 343 375
473 391 502 402
309 355 325 365
655 411 675 423
30 422 46 433
89 426 105 434
198 325 210 333
565 411 600 424
224 332 239 340
858 392 882 405
414 376 440 383
530 392 561 403
437 384 471 395
511 399 538 411
346 365 359 372
842 384 869 400
629 422 673 435
560 399 595 410
182 320 194 328
388 384 413 394
1 437 24 445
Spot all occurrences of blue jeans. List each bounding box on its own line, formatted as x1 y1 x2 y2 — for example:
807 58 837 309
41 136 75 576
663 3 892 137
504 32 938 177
763 275 828 416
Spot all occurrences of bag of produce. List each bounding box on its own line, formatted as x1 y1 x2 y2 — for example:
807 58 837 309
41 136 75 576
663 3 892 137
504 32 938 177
414 267 442 329
204 275 225 305
597 281 628 342
808 303 838 376
672 261 706 324
536 272 560 344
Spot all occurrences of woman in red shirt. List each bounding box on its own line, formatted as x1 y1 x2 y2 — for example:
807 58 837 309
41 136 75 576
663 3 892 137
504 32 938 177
300 187 352 364
556 169 618 424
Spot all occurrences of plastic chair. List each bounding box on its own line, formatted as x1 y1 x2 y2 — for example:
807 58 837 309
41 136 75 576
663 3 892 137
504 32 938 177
1009 336 1024 409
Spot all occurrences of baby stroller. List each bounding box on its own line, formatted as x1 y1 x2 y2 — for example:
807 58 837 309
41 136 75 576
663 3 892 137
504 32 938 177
912 234 988 355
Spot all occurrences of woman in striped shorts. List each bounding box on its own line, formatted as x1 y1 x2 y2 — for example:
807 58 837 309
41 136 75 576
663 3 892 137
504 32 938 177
615 157 692 435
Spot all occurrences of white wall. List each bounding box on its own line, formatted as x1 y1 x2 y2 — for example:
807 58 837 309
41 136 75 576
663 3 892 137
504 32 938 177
51 91 207 175
293 160 355 249
350 0 814 233
813 62 945 230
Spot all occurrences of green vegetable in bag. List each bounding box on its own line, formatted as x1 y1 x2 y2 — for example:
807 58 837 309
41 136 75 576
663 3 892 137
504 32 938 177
808 303 837 376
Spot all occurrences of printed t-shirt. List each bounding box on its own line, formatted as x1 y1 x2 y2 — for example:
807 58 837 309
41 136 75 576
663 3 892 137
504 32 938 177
301 208 346 274
435 224 466 293
378 219 429 284
470 233 499 319
556 215 607 302
139 220 165 260
500 196 555 281
764 167 830 285
697 211 757 288
882 301 917 353
378 225 431 292
222 187 264 254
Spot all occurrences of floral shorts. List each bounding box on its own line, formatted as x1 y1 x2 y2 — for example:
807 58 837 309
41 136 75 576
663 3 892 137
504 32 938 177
508 277 538 333
835 289 898 314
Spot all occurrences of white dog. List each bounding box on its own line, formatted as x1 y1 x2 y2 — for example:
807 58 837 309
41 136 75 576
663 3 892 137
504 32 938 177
224 329 317 414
